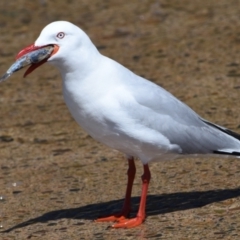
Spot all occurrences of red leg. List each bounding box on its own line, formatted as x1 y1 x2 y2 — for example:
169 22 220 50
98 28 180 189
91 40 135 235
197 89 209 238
120 157 136 216
112 164 151 228
95 156 136 222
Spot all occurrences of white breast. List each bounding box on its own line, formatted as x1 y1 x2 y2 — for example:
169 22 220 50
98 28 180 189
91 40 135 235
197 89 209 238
62 67 182 164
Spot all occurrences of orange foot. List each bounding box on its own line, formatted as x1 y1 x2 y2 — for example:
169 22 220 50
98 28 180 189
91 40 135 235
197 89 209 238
95 212 129 223
111 216 144 228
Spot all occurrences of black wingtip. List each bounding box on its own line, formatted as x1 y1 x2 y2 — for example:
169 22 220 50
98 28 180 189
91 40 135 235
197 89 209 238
202 119 240 143
213 150 240 156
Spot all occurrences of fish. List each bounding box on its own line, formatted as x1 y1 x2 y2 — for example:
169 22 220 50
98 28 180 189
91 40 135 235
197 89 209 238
0 45 54 82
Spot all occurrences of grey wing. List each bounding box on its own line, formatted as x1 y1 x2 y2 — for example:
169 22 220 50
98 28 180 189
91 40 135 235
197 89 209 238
127 76 240 155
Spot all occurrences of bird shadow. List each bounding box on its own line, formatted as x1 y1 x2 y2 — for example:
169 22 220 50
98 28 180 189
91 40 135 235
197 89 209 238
2 188 240 233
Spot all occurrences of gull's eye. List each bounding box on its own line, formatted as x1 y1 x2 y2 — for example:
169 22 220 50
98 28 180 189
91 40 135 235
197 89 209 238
56 32 65 39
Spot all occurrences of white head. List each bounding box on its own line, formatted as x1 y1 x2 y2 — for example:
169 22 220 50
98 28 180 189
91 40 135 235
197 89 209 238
17 21 101 76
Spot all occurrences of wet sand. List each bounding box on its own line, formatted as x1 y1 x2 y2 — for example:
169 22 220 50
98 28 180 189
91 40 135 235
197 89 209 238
0 0 240 239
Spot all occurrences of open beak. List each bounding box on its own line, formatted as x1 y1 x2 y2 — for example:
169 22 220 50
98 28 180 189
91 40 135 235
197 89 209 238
16 44 59 77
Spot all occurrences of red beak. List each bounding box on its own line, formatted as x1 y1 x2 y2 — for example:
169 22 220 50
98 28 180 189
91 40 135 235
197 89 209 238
16 44 59 77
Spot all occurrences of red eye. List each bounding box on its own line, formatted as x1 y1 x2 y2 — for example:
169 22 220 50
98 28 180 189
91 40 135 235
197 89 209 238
57 32 65 39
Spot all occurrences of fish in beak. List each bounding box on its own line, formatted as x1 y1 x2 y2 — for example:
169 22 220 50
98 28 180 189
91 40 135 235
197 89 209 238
0 44 59 82
16 44 59 77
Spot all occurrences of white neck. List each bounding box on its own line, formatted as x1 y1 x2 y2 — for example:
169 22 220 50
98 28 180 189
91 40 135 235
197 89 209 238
50 37 102 82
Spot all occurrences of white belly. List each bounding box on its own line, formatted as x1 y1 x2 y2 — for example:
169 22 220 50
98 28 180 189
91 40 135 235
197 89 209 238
63 84 181 164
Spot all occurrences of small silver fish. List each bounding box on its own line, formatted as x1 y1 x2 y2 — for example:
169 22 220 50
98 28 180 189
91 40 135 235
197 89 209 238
0 45 54 82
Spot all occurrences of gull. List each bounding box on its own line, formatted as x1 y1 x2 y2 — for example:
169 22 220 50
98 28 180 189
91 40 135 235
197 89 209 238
15 21 240 228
